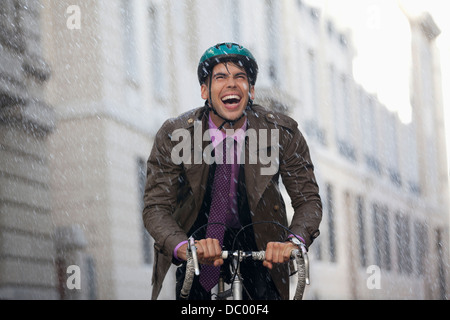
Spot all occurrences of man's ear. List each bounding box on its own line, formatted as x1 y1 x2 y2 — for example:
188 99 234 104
250 85 255 100
201 83 208 100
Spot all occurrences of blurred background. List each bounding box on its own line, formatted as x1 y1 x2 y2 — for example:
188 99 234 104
0 0 448 299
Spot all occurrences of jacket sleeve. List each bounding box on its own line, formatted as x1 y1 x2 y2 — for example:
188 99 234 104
279 126 322 248
142 122 188 259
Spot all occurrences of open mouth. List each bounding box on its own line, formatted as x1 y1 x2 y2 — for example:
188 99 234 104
221 95 242 108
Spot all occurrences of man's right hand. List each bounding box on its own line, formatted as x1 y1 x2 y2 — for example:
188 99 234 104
177 238 224 267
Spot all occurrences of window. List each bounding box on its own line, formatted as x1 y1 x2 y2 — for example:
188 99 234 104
313 183 336 262
404 123 421 195
310 7 319 22
148 4 165 100
381 207 391 270
0 0 23 51
357 196 367 267
0 0 16 30
383 112 401 187
314 235 323 261
334 71 356 161
230 0 240 42
121 0 139 82
308 51 318 113
435 229 447 299
85 255 98 300
395 213 412 274
360 94 380 174
373 204 391 270
138 157 152 265
414 221 427 276
303 50 326 145
326 184 336 262
266 0 279 85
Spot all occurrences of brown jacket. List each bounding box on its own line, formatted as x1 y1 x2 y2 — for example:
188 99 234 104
143 104 322 300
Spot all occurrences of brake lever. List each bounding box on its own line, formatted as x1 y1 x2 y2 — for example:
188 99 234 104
299 244 310 285
189 237 200 276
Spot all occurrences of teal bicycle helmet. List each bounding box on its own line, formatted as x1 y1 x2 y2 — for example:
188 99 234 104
197 42 258 86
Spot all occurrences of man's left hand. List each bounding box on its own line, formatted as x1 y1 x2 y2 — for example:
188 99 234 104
263 241 297 270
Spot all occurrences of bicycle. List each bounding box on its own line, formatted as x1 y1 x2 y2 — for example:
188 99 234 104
179 221 310 300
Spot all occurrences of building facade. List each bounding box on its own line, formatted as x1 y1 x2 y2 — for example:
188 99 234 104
0 0 56 299
0 0 447 299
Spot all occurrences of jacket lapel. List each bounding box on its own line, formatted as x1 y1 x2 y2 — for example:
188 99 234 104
244 108 277 212
182 108 211 211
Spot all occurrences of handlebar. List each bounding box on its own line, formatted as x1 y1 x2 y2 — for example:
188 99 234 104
221 249 308 300
180 239 310 300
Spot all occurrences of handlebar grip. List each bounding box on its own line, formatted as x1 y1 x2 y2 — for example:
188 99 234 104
299 245 310 285
253 249 300 261
180 252 195 299
221 250 266 261
251 251 266 261
222 250 301 261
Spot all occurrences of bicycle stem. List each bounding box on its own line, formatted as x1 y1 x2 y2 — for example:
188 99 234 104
232 262 243 300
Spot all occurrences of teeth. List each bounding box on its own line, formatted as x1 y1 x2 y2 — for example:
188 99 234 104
222 95 241 102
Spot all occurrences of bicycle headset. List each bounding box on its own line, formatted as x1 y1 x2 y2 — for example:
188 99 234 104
197 42 259 130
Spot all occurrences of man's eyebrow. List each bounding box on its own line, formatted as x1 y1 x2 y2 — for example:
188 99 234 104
213 71 248 77
213 72 228 77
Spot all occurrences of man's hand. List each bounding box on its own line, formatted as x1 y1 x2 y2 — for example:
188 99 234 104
177 238 224 267
263 241 297 270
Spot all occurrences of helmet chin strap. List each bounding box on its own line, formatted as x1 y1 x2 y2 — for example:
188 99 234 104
207 75 253 131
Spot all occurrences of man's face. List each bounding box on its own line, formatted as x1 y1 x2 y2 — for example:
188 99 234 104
201 62 255 129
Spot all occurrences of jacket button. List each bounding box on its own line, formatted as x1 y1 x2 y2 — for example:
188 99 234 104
267 113 275 119
187 118 194 124
273 205 279 211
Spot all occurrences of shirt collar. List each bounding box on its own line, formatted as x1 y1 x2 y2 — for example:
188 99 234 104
208 114 247 149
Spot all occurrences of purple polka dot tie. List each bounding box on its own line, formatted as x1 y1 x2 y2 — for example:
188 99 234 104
200 139 233 292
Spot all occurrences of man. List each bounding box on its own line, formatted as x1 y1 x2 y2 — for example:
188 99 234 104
143 43 322 300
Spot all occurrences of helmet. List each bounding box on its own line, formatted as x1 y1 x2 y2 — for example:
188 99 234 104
197 42 258 86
